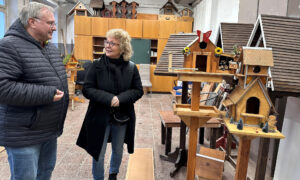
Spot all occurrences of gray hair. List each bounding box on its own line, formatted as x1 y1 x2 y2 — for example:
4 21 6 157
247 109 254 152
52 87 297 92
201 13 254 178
19 2 54 27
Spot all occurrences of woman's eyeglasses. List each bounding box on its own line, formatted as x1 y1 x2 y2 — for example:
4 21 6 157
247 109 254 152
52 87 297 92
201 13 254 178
104 40 119 47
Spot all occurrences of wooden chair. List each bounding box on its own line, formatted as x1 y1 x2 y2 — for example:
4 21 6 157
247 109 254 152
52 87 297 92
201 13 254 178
195 147 225 180
139 64 152 95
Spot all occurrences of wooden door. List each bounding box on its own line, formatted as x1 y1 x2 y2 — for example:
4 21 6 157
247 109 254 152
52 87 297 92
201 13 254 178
142 20 159 39
158 20 176 38
74 16 91 35
74 35 93 60
108 18 126 30
176 21 193 33
126 19 143 38
91 17 108 36
157 39 168 62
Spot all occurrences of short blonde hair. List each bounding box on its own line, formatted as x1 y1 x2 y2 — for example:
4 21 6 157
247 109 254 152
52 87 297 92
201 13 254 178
106 29 133 61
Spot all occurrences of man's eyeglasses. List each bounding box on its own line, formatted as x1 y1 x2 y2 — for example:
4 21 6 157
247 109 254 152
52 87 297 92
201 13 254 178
104 40 119 47
34 18 56 28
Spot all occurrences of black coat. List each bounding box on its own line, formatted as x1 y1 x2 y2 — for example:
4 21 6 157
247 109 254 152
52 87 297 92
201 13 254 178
76 55 143 160
0 19 69 147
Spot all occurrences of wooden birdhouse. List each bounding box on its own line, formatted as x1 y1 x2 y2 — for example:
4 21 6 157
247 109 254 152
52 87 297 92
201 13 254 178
129 1 139 19
71 1 90 16
160 0 178 15
175 30 221 73
118 0 128 18
237 47 274 87
110 1 118 18
223 77 276 127
89 0 105 17
179 8 193 17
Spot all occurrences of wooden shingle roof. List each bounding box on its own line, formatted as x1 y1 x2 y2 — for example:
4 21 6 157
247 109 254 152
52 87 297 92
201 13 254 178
90 0 104 9
242 47 274 67
154 33 197 76
216 23 253 54
248 14 300 93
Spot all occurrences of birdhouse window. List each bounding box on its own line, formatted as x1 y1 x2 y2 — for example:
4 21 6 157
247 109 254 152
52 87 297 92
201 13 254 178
196 55 207 72
246 97 260 114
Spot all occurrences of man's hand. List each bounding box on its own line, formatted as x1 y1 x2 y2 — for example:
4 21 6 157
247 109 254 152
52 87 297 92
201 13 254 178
111 96 120 107
53 89 64 102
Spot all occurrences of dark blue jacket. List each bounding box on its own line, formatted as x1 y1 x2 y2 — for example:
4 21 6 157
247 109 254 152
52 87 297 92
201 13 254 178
0 19 69 147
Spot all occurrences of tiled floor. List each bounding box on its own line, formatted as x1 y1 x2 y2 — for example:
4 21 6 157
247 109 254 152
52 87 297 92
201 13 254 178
0 93 273 180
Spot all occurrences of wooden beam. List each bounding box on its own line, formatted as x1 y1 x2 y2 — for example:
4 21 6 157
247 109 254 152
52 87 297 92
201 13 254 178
235 136 253 180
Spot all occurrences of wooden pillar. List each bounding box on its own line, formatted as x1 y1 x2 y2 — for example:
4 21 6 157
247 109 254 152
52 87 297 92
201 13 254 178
255 138 270 180
235 136 252 180
186 82 201 180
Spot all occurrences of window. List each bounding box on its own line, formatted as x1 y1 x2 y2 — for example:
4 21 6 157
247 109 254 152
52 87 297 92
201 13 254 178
0 12 4 38
0 0 5 38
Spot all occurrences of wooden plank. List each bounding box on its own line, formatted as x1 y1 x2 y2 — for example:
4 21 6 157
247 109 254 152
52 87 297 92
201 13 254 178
91 17 108 36
108 18 126 30
74 16 91 35
142 20 159 39
125 148 154 180
126 19 143 38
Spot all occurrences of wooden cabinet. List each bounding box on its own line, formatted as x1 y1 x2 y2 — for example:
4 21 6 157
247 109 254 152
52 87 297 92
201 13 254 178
142 20 159 39
176 21 193 33
159 20 176 38
150 65 177 92
157 39 168 62
74 16 91 35
74 35 93 60
91 18 108 36
108 18 126 30
126 19 143 38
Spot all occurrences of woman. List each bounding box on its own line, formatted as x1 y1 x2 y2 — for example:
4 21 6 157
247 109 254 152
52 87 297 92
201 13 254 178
76 29 143 180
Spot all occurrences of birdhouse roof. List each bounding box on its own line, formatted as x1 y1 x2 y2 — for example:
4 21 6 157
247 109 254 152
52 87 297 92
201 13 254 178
154 33 197 76
223 78 276 113
247 14 300 94
216 23 253 54
160 0 178 12
90 0 104 9
242 47 274 66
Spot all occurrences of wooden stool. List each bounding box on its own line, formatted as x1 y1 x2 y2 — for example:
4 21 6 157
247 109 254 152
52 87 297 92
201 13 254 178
195 147 225 180
159 111 181 155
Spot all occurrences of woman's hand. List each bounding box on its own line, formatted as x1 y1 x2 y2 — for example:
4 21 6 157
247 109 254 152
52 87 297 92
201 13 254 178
111 96 120 107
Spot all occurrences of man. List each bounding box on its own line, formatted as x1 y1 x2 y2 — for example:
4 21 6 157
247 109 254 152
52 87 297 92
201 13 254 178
0 2 68 180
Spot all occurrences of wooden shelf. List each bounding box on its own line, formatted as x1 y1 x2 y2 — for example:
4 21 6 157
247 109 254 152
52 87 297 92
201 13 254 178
173 104 220 118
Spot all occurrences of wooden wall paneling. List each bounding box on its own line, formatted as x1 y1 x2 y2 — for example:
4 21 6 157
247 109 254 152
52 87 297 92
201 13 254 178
108 18 126 30
175 21 193 34
137 13 158 20
74 16 91 35
157 39 168 62
158 20 176 39
150 65 177 92
74 35 93 60
142 20 159 39
91 17 108 36
126 19 143 38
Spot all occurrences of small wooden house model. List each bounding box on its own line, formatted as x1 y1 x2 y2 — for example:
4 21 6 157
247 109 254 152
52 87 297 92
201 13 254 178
129 1 139 19
89 0 105 16
160 0 178 15
223 77 276 126
68 1 93 16
179 8 193 17
110 1 118 18
237 47 274 87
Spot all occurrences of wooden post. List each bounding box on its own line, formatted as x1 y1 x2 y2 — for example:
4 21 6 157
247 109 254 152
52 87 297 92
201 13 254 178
235 136 252 180
186 82 201 180
255 138 270 180
168 52 173 72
